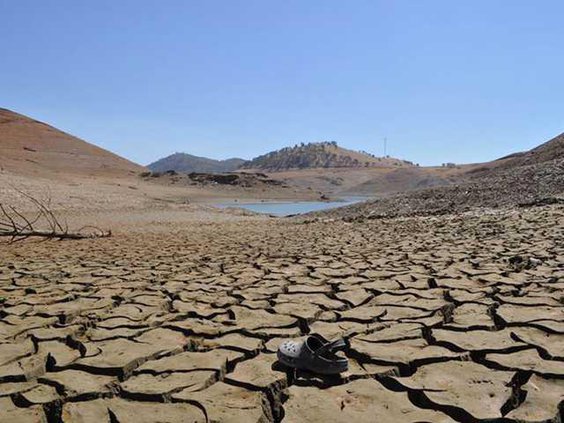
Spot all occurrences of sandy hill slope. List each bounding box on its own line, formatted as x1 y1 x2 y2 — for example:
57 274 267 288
148 153 245 173
0 108 144 177
268 166 464 197
240 141 414 171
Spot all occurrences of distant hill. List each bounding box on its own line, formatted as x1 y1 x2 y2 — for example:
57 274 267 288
0 108 144 177
148 153 245 173
240 141 414 171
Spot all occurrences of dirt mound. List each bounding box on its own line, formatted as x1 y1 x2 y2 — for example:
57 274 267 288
134 170 321 202
349 166 458 194
0 108 144 178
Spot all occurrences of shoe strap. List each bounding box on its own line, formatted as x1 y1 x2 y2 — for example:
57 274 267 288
314 338 347 356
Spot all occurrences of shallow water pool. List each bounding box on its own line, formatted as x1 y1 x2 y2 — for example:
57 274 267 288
216 197 368 216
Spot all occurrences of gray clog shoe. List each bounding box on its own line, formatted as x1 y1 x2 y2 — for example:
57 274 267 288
277 334 348 375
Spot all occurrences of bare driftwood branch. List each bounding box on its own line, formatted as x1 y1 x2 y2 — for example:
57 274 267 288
0 190 111 242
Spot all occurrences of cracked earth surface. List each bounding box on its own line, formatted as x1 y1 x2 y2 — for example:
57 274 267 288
0 206 563 422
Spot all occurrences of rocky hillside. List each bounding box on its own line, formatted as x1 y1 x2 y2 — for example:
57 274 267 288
474 132 564 174
0 108 144 177
148 153 245 173
241 141 413 171
316 133 564 220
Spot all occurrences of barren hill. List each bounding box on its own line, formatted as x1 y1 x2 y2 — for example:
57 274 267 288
0 109 323 211
0 108 144 177
319 132 564 220
148 153 245 173
240 141 413 171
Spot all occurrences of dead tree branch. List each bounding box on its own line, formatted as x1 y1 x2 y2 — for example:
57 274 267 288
0 190 111 242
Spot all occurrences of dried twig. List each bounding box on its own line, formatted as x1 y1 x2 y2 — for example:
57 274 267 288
0 189 111 242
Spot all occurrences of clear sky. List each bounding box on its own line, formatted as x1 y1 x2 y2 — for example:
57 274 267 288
1 1 563 166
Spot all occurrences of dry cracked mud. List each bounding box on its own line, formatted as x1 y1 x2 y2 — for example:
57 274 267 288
0 205 563 422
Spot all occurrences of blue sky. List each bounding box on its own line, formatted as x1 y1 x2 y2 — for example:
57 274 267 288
1 0 563 166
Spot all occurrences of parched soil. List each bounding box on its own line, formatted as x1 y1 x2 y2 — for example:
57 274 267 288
0 205 563 422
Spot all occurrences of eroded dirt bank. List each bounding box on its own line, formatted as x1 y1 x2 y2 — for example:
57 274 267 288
0 205 563 422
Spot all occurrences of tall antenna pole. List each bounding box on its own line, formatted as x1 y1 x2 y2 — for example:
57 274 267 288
384 137 387 157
